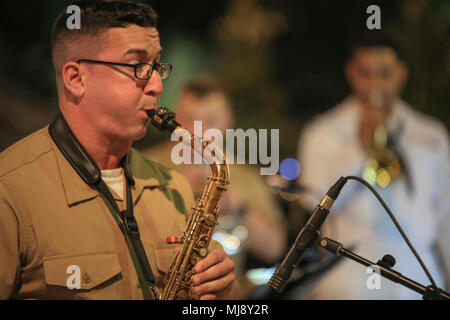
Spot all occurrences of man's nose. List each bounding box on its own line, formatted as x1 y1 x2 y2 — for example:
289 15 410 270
144 71 163 96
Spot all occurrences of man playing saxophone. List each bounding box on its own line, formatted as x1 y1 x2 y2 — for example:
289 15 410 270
0 0 238 300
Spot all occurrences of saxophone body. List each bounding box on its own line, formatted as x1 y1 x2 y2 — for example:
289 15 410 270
148 107 230 300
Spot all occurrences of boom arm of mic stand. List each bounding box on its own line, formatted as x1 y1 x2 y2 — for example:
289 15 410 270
320 237 450 300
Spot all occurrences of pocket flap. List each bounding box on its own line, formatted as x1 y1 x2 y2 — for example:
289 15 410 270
43 252 121 290
153 245 177 274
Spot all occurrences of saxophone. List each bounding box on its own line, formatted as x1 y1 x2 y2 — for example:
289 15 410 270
147 107 230 300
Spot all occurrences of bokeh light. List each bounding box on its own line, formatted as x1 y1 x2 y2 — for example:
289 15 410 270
279 158 301 181
377 169 391 188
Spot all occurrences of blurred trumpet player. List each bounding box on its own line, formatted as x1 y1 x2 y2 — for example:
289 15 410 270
297 32 450 299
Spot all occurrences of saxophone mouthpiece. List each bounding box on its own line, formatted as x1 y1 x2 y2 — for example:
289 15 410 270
145 109 156 118
148 107 181 133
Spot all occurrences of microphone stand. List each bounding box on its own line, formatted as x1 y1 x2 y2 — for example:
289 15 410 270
319 237 450 300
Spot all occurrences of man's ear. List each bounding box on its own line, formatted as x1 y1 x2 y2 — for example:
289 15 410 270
62 61 86 98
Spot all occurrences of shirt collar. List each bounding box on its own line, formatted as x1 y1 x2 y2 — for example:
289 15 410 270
51 138 169 207
48 113 168 207
128 149 170 205
50 132 100 206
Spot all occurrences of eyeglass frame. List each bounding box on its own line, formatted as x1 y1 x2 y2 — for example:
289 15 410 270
76 59 173 80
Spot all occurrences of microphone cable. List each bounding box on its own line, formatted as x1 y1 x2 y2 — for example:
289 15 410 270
344 175 441 299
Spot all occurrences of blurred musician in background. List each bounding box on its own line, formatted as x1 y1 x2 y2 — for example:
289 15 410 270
296 32 450 299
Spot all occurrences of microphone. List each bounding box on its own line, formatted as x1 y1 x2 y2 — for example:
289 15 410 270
268 176 348 293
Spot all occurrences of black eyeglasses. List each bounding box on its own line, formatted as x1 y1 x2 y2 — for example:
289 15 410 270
76 59 172 80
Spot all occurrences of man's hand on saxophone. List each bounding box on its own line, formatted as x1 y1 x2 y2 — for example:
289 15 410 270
190 248 239 300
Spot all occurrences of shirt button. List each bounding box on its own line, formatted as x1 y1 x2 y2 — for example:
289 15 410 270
83 273 91 284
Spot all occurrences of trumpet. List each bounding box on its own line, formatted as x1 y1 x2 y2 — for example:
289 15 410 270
362 90 403 188
363 125 402 188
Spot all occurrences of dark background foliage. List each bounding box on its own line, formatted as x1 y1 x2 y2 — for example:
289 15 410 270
0 0 448 160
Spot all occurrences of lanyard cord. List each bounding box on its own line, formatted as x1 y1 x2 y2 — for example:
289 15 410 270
97 177 157 299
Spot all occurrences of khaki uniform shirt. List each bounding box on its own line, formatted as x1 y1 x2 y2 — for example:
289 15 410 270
0 126 214 299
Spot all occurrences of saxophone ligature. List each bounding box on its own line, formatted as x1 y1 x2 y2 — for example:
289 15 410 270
147 107 230 300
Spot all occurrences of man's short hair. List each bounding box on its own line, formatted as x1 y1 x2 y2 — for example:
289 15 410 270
51 0 158 67
346 31 404 62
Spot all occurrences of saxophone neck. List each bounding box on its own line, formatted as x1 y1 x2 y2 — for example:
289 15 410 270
149 106 230 184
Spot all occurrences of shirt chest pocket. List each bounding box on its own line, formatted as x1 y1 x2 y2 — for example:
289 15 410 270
42 252 122 291
152 245 178 276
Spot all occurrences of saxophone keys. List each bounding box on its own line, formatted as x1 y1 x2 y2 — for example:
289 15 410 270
199 248 208 257
190 255 201 266
175 288 190 300
184 270 194 282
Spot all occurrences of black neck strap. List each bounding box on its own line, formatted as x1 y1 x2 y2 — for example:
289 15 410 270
49 113 156 292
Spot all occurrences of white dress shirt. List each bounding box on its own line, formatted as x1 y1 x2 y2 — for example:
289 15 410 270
297 96 450 299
